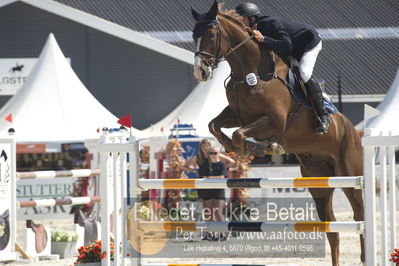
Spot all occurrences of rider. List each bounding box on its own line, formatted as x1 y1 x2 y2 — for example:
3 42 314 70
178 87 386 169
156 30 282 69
235 2 330 135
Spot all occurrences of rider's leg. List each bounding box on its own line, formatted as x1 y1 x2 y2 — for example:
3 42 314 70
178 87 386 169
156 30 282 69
299 41 330 134
305 77 330 134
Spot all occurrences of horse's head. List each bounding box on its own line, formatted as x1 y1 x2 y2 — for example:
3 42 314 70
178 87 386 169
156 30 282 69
191 1 229 82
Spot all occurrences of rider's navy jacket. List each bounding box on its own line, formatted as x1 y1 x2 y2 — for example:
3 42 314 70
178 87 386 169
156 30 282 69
256 16 321 61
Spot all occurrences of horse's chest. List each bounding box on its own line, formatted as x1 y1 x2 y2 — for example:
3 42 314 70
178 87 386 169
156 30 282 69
226 87 270 123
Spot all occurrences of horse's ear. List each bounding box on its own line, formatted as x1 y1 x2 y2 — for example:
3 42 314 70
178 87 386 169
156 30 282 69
207 0 219 20
217 1 225 11
191 7 200 21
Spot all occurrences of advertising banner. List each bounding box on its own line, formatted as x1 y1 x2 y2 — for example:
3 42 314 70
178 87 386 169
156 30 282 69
0 58 70 95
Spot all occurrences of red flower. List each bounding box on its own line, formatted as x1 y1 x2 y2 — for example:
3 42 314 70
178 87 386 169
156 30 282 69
390 248 399 263
74 240 114 264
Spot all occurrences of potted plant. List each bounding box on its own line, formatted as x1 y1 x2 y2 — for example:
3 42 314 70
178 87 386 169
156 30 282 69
51 230 78 259
74 240 114 266
390 248 399 265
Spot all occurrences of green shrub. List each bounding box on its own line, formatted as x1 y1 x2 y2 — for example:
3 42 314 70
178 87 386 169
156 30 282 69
51 230 78 242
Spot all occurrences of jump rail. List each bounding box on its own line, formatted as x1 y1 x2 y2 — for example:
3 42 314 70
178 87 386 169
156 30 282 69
17 169 100 179
138 176 363 189
17 196 101 208
141 264 268 266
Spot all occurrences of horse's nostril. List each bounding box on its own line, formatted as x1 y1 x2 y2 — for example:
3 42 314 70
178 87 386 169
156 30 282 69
201 69 207 78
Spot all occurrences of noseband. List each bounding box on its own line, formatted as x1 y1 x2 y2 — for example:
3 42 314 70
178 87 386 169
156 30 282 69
194 19 253 70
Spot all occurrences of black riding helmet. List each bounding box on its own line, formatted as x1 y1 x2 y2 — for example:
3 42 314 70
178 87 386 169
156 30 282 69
235 2 261 18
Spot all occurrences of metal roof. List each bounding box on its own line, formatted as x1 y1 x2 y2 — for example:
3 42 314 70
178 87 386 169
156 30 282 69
0 0 193 64
54 0 398 30
52 0 399 97
5 0 396 97
143 27 399 43
315 38 399 96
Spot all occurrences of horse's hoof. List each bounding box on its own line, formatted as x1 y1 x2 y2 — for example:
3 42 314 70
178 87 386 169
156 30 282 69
269 143 286 155
245 142 268 157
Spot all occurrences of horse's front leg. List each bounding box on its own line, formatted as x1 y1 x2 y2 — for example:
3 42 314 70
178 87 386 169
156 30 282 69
208 106 241 152
232 116 285 156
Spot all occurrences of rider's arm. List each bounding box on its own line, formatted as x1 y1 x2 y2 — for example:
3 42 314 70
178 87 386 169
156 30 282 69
257 18 293 56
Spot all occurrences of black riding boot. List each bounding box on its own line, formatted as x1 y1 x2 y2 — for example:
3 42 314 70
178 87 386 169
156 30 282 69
305 77 330 134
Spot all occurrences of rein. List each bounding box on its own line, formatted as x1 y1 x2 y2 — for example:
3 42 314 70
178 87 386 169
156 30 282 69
195 19 254 71
219 35 254 63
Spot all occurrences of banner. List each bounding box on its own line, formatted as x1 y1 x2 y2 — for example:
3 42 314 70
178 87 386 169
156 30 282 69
0 58 70 95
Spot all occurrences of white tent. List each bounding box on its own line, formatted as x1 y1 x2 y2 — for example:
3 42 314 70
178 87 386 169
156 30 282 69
0 33 146 151
358 67 399 134
144 61 232 137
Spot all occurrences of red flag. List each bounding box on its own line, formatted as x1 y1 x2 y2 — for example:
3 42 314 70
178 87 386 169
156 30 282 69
177 118 180 124
160 126 164 133
117 114 132 128
96 128 100 133
5 114 12 123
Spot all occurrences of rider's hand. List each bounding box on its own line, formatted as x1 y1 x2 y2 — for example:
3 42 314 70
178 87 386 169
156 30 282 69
253 30 264 42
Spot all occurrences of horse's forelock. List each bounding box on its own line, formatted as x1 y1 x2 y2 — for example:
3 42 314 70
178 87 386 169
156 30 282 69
192 13 218 39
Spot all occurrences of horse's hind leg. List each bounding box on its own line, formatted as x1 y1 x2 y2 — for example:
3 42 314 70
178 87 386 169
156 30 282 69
298 155 340 265
337 126 364 263
342 187 365 263
309 188 340 266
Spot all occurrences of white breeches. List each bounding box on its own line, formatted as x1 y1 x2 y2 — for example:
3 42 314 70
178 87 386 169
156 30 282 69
299 41 322 82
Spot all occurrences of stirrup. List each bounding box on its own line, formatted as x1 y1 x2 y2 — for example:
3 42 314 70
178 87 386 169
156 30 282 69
315 116 330 135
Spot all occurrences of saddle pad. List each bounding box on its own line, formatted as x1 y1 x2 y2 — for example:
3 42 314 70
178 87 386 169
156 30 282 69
287 70 338 115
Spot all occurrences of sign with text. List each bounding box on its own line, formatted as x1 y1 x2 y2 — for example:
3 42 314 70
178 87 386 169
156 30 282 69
0 58 70 95
16 178 75 220
127 197 325 259
16 144 46 154
0 59 36 95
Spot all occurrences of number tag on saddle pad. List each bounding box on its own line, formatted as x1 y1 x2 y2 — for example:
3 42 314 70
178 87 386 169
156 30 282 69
246 73 258 86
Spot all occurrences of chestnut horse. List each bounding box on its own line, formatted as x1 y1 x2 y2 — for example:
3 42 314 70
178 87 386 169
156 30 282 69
191 2 364 265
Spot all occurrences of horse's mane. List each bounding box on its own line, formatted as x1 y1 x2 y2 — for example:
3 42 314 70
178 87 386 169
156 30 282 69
218 9 246 30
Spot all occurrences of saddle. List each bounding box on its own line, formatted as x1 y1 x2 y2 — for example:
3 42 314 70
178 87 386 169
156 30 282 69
75 210 98 245
26 219 47 253
0 209 10 251
286 57 338 115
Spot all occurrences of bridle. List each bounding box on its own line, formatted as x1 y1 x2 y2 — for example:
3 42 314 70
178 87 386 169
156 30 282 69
194 18 254 70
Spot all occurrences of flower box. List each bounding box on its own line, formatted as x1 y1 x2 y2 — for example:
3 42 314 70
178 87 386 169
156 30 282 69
51 241 76 259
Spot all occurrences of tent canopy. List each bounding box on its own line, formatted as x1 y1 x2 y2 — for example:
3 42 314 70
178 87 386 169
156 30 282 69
357 67 399 135
0 33 146 151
